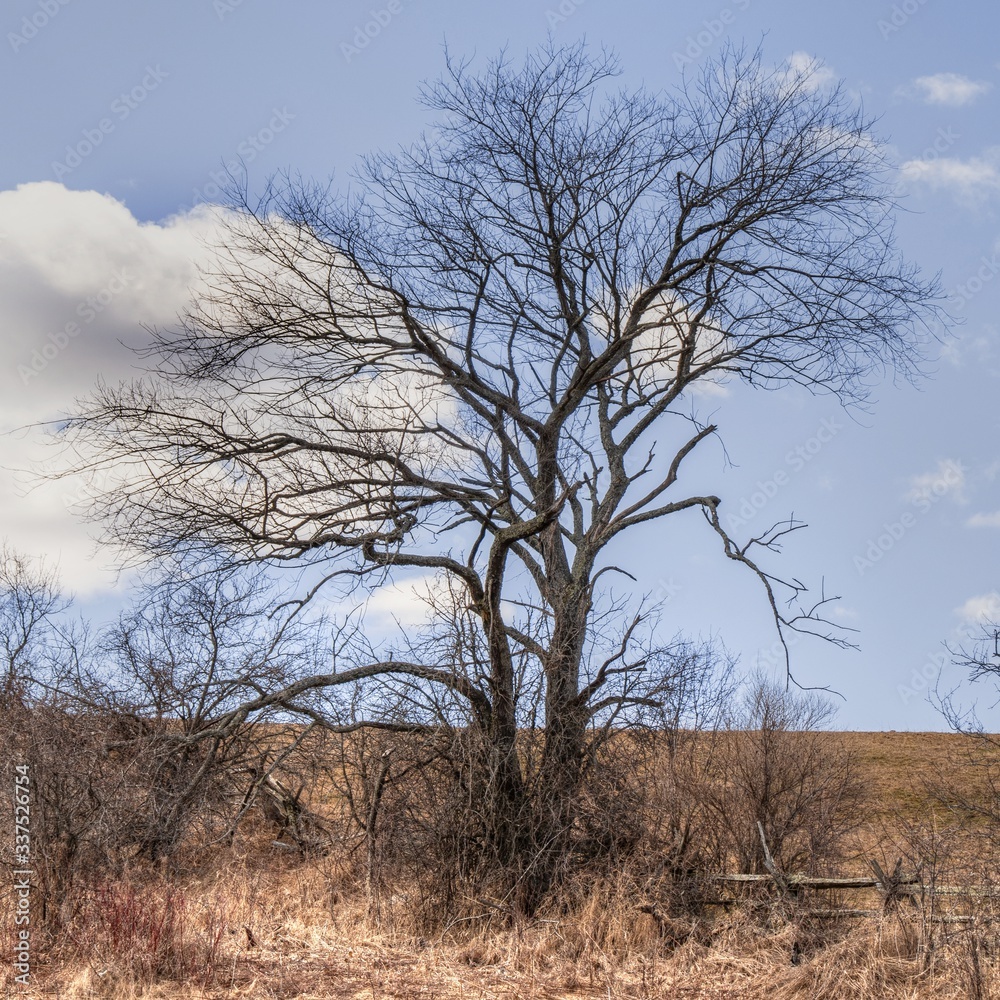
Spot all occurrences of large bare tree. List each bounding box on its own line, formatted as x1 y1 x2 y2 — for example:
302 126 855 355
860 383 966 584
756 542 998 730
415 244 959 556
64 44 937 908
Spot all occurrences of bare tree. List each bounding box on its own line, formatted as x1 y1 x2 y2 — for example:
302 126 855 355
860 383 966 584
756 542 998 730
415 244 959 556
937 625 1000 736
0 549 126 912
81 564 330 860
927 624 1000 830
62 44 937 910
2 558 331 884
0 544 69 705
701 675 863 874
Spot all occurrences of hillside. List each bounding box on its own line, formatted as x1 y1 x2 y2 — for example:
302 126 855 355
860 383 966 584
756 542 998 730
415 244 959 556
4 729 1000 999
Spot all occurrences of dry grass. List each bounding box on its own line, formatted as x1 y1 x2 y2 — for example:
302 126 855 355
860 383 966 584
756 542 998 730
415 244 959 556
4 731 1000 999
3 869 998 998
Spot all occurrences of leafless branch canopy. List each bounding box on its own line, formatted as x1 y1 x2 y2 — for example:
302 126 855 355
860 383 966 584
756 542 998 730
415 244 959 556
58 45 937 898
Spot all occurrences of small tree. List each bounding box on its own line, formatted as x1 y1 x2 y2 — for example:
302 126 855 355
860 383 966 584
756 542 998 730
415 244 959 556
938 623 1000 738
64 44 937 910
72 564 332 861
0 547 112 909
703 676 863 874
0 544 68 705
930 622 1000 830
0 553 331 901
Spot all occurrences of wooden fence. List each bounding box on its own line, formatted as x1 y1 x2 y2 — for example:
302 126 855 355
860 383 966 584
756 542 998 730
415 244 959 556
651 823 998 924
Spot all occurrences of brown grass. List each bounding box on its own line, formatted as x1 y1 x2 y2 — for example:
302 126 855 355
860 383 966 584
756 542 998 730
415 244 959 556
4 731 1000 999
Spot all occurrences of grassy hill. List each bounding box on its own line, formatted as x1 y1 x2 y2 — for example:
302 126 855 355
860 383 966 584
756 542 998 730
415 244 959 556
4 730 1000 999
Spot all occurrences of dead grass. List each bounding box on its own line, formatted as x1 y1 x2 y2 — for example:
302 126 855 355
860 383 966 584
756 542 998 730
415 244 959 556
4 731 1000 999
6 870 998 998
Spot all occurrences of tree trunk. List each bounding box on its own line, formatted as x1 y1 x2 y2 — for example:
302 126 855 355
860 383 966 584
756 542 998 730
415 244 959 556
365 750 392 924
518 602 590 915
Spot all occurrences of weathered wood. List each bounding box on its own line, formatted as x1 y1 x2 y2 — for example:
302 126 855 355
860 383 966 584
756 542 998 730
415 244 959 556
922 885 1000 898
704 872 998 897
805 909 976 924
707 874 919 890
756 821 790 894
869 858 890 887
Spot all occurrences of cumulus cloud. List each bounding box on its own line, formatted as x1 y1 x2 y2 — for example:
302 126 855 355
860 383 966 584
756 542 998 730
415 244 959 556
362 572 490 635
783 52 837 92
955 592 1000 625
363 574 441 630
0 182 226 594
899 148 1000 201
594 290 731 398
905 458 966 505
905 72 992 106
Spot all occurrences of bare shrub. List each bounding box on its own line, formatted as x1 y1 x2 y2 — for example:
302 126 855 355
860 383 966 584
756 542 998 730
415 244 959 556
0 544 68 706
700 676 865 875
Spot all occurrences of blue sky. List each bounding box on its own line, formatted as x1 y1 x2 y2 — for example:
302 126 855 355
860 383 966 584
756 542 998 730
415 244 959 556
1 0 998 729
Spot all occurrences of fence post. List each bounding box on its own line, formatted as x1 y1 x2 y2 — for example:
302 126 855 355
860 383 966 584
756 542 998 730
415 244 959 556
757 821 792 896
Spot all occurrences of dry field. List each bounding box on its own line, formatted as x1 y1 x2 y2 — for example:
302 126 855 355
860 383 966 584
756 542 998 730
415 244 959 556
4 730 1000 1000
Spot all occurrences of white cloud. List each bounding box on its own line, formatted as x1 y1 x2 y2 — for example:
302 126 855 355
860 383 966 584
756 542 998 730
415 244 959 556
362 572 481 634
0 182 226 595
783 52 837 93
905 458 966 505
967 511 1000 528
0 185 484 600
955 592 1000 625
363 574 440 630
606 290 731 397
907 72 992 106
899 149 1000 201
938 332 993 369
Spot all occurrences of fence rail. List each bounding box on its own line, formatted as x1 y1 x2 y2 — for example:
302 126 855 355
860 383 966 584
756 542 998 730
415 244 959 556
704 874 1000 896
706 874 918 891
651 824 998 924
